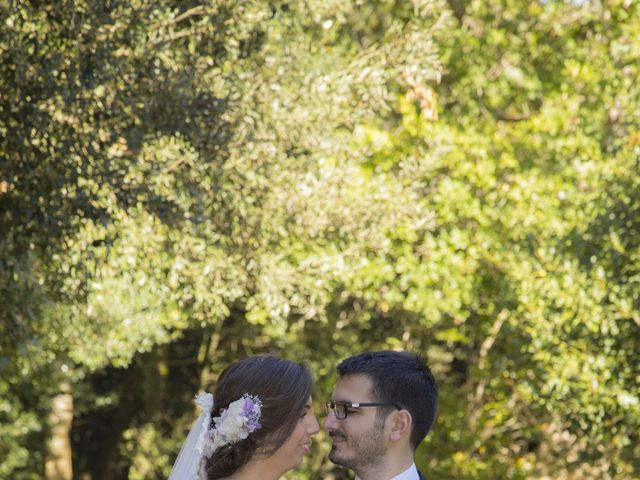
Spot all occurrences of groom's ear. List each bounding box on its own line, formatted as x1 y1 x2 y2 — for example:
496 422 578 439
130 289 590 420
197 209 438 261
388 409 412 443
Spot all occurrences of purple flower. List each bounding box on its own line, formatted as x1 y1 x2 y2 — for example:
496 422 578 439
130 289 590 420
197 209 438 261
246 420 261 433
243 398 254 416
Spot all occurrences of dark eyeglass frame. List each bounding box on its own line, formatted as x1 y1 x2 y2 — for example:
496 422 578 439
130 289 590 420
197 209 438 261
324 400 401 419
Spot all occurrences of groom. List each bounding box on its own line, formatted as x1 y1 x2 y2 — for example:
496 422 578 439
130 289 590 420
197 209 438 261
324 351 438 480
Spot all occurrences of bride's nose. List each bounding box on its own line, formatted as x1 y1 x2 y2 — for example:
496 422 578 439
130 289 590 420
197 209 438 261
307 413 320 435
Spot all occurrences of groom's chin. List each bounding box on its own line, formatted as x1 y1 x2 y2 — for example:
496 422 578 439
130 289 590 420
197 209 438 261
328 448 339 463
328 448 345 466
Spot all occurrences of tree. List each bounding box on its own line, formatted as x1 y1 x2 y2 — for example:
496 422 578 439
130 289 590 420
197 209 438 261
2 0 638 478
1 1 445 478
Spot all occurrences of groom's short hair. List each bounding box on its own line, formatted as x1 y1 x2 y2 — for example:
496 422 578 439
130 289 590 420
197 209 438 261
337 350 438 449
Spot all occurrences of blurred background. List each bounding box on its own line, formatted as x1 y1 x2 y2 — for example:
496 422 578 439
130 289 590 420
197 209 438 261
1 0 639 478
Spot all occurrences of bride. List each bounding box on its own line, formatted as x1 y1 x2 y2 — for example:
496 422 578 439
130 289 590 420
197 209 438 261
169 355 319 479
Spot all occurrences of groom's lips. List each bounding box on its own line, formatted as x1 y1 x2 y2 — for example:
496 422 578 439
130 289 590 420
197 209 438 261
329 432 347 443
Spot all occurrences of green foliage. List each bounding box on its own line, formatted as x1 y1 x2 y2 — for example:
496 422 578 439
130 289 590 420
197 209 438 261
1 0 639 479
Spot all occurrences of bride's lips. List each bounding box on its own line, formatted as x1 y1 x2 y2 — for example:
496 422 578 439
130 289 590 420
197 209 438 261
299 441 311 453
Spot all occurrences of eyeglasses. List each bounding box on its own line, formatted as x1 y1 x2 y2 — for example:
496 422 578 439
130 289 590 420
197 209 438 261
324 400 401 419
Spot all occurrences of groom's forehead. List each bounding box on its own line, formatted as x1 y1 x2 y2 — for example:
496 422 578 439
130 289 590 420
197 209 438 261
332 374 374 400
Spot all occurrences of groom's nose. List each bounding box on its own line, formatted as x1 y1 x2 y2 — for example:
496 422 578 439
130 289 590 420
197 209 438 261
324 410 338 431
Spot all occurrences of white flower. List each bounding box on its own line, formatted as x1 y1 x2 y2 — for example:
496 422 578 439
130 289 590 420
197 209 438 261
195 392 263 479
214 398 248 439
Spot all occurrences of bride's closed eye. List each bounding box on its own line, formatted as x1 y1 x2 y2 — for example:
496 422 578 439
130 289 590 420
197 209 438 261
300 403 313 418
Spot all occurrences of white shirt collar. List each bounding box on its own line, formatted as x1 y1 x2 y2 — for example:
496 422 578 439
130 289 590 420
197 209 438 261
355 462 420 480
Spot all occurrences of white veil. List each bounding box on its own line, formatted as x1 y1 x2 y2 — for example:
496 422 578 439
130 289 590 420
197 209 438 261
168 393 214 480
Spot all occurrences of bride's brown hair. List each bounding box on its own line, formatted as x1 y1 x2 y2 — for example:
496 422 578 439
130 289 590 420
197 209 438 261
204 355 312 479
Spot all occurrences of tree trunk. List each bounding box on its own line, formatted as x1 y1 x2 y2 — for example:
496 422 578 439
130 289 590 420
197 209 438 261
45 380 73 480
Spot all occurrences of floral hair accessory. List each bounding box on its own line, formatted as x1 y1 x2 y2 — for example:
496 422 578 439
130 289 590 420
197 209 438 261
195 393 263 480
